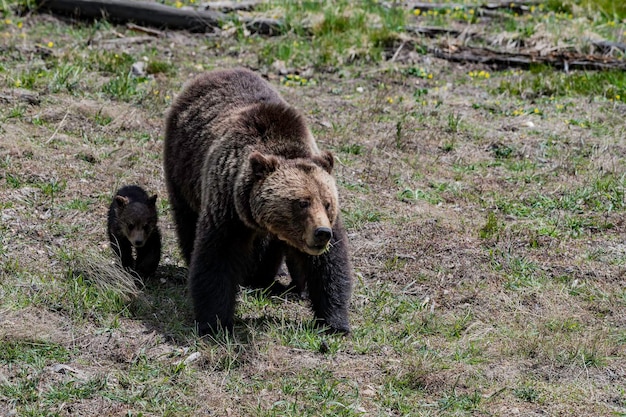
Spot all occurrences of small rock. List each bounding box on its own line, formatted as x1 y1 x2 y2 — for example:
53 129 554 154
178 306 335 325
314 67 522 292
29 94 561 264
176 351 201 366
131 62 146 77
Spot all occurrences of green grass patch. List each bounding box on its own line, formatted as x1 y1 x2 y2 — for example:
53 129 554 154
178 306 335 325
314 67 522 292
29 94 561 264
495 69 626 101
257 0 406 68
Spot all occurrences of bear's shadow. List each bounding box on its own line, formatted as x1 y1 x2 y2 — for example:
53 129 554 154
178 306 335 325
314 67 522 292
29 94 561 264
129 264 305 346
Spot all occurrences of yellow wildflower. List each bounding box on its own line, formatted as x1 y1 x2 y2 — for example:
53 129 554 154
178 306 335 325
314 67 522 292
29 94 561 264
4 19 12 25
413 9 421 16
47 41 54 48
175 1 183 8
17 21 23 29
15 80 22 87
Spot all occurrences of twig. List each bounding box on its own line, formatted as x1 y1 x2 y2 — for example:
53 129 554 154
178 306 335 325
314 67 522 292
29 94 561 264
126 23 164 38
45 111 68 145
390 42 406 63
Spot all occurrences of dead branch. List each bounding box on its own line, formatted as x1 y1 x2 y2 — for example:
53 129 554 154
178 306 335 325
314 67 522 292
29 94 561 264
126 23 164 38
405 25 481 41
427 45 626 71
37 0 227 32
202 0 261 12
404 0 541 14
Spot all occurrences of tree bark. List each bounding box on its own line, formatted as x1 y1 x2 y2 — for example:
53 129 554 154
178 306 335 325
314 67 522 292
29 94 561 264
37 0 227 32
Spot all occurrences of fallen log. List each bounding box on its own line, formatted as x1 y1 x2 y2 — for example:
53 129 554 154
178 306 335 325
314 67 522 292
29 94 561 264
37 0 227 32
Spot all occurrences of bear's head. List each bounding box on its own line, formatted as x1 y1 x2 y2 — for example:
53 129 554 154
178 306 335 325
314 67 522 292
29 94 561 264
114 194 158 248
245 150 339 256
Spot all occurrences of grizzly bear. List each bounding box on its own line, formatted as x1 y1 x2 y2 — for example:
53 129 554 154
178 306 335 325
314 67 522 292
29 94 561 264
107 185 161 278
164 68 353 336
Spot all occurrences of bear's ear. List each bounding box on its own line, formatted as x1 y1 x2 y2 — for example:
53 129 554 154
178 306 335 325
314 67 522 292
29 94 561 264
249 151 279 179
148 194 157 206
313 150 334 174
114 195 129 208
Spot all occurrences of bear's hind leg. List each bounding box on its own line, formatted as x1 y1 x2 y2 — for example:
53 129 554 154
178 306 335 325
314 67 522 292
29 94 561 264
169 187 198 265
285 219 352 335
135 229 161 278
189 219 250 335
247 237 288 295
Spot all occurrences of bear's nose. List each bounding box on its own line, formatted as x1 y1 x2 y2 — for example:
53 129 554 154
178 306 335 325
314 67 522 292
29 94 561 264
133 238 144 247
314 227 332 245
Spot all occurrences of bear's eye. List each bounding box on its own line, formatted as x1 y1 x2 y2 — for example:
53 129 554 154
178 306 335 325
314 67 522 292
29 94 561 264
299 200 310 209
324 202 331 212
128 223 135 231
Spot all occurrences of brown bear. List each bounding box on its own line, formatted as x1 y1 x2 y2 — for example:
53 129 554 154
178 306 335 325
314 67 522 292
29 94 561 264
163 68 353 336
107 185 161 278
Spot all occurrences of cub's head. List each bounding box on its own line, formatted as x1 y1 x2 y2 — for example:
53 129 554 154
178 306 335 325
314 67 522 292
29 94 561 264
247 151 339 256
114 194 158 248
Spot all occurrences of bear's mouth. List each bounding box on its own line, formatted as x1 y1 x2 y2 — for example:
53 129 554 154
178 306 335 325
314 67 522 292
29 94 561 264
304 243 328 256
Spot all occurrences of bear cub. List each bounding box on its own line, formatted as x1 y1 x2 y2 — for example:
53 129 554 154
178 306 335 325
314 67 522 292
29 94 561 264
107 185 161 278
164 68 353 336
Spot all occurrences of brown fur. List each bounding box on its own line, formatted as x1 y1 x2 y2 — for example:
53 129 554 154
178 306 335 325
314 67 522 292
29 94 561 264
164 68 352 335
107 185 161 278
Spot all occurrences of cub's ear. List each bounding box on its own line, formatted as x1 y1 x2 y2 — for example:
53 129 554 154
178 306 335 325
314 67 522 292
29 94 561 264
148 194 157 206
249 151 280 179
313 150 334 174
114 195 129 208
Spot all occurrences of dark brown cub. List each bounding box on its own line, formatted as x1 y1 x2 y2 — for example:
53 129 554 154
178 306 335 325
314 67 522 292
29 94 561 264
107 185 161 278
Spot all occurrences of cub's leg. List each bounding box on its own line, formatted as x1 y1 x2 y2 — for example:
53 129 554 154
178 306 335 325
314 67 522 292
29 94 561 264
135 229 162 278
109 231 134 270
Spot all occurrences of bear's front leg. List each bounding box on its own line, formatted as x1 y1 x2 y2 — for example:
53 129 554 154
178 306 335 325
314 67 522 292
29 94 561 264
189 218 250 336
286 218 353 334
110 233 134 270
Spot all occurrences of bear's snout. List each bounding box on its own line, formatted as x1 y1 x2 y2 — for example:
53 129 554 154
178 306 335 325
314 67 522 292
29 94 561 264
129 231 146 248
314 227 332 246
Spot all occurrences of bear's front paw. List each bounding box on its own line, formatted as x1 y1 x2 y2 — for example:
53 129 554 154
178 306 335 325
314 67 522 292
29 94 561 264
315 318 351 337
197 318 234 337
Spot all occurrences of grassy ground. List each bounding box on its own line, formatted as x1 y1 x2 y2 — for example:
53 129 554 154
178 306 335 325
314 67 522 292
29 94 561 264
1 0 625 415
